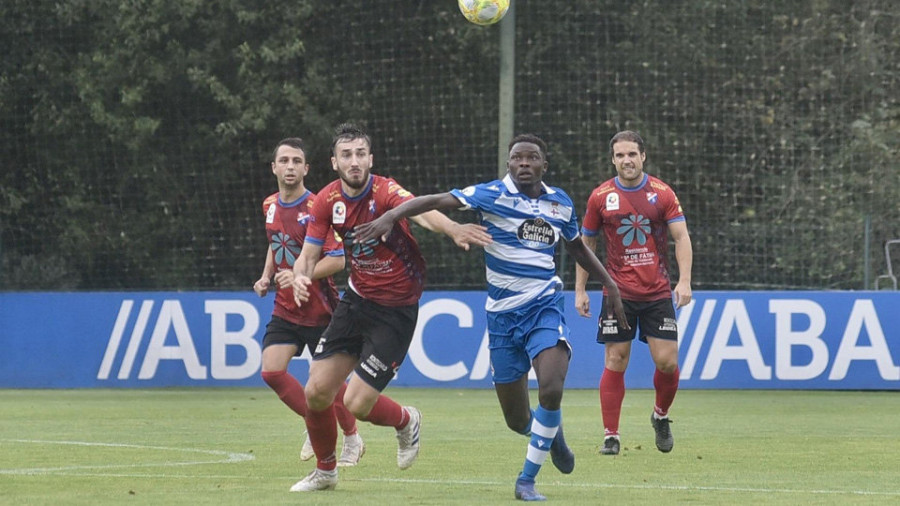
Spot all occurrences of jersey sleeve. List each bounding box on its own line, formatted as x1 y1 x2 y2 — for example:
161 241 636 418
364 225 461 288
557 190 581 242
305 193 331 246
383 178 416 209
262 193 277 216
581 190 604 236
663 188 686 224
322 228 345 257
449 181 498 212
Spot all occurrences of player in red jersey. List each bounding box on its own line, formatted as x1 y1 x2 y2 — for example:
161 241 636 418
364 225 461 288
574 130 693 456
288 124 492 492
253 138 365 470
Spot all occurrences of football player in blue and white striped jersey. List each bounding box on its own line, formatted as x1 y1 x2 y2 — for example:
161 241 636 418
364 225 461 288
354 134 628 502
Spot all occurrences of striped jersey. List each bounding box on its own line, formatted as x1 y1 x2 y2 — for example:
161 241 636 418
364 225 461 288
450 175 580 313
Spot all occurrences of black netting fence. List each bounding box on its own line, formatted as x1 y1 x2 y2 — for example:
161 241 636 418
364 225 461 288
2 0 898 291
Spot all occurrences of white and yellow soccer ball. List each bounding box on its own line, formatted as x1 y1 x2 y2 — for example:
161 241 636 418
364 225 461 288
457 0 510 26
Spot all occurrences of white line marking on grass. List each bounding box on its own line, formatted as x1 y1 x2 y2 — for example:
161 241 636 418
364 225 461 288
5 468 898 499
2 472 255 479
348 477 900 498
0 439 254 475
3 441 896 499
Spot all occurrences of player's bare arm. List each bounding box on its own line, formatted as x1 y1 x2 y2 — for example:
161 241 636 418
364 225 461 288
253 247 276 297
291 241 324 305
566 236 630 330
353 193 491 249
669 220 693 308
412 210 491 251
276 253 343 291
311 254 345 280
574 234 599 317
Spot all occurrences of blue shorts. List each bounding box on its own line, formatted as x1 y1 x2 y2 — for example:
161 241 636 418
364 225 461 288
486 291 572 384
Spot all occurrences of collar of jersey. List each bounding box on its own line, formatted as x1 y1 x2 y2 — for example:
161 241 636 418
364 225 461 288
277 190 311 207
502 174 555 196
341 175 374 201
614 173 648 192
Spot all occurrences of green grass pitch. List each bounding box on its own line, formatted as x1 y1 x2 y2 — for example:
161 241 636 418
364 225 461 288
2 388 898 505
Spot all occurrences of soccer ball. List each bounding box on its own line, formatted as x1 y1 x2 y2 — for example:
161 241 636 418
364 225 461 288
458 0 510 26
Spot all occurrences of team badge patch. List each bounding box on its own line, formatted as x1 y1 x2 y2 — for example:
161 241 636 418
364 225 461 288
332 201 347 225
550 202 560 217
647 192 658 204
606 192 620 211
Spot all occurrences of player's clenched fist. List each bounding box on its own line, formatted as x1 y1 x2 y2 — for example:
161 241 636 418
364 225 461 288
253 277 270 297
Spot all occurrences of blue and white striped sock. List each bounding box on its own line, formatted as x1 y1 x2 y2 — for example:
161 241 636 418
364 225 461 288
518 405 560 483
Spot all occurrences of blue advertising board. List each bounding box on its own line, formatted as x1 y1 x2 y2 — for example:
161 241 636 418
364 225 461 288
1 291 898 389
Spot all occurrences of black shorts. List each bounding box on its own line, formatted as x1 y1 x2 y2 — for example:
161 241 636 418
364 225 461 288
262 315 327 356
313 289 418 392
597 298 678 344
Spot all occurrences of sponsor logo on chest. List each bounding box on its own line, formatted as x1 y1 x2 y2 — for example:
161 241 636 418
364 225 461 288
517 217 556 249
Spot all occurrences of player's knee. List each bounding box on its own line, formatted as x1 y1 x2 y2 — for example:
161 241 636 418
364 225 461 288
605 354 629 370
505 413 531 434
303 382 332 410
655 361 679 374
537 387 563 410
343 397 371 419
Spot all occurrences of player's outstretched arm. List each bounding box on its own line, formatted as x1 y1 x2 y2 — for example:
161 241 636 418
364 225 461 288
566 236 630 330
412 209 491 251
353 193 491 250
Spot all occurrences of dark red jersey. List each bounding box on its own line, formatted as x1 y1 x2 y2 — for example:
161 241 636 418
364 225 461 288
305 175 425 306
581 174 685 301
262 191 342 326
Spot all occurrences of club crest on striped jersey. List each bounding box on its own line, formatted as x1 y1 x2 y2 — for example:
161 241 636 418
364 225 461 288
549 201 561 217
517 217 556 249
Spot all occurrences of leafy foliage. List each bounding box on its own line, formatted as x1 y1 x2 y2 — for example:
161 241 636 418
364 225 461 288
2 0 898 290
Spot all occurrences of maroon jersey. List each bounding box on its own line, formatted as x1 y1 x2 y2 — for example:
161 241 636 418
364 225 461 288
262 191 342 326
306 175 425 306
581 174 685 301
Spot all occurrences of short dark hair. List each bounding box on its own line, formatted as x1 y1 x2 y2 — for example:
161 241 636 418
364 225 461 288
331 123 372 155
508 133 548 159
272 137 306 161
609 130 645 156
